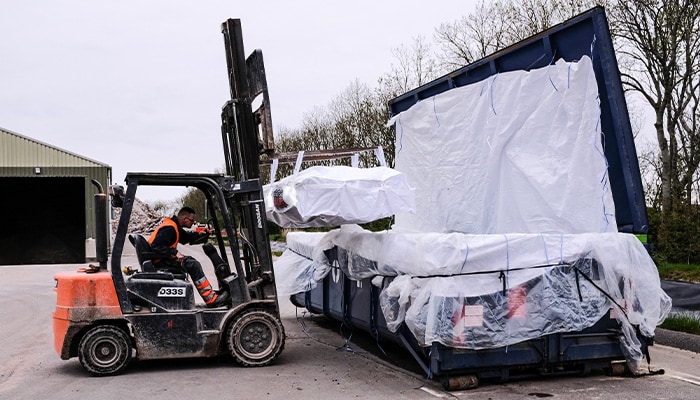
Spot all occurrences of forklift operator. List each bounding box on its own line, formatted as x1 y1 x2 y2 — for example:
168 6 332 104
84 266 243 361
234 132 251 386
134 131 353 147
148 206 230 308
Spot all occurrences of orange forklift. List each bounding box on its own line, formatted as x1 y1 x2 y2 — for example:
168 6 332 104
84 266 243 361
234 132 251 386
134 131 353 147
53 19 285 376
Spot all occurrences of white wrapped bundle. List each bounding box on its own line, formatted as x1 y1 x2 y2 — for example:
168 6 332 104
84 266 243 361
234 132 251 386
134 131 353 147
264 166 415 228
390 56 616 234
272 231 333 296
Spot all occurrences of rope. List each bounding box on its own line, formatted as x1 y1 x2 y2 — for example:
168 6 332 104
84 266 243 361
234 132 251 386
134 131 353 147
433 96 441 128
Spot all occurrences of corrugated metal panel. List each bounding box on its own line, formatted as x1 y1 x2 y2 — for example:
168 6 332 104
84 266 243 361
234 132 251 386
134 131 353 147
0 167 111 245
0 127 109 168
1 127 113 257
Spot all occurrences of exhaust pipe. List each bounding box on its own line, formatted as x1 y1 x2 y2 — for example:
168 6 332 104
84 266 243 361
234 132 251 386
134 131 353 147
91 179 108 270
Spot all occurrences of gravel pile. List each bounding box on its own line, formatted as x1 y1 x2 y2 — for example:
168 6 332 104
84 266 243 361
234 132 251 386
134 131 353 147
111 198 164 236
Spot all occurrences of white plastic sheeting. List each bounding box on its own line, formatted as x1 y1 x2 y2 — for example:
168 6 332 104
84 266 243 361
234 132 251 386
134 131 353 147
272 232 332 296
263 166 415 228
278 227 671 373
389 56 616 234
273 56 671 373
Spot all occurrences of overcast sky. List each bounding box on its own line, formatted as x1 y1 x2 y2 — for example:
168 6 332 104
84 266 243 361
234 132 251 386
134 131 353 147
0 0 476 202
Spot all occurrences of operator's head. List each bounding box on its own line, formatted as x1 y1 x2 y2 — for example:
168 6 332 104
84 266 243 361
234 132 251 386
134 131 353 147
177 206 197 228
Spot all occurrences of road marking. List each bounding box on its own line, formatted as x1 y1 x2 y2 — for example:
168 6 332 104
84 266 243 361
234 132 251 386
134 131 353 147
668 372 700 386
420 386 450 398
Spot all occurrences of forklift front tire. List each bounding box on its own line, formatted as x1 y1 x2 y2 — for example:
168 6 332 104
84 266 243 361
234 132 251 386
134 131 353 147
78 325 132 376
227 309 285 367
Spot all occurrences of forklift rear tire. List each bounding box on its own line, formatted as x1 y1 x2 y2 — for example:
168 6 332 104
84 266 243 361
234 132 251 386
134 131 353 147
78 325 132 376
227 309 285 367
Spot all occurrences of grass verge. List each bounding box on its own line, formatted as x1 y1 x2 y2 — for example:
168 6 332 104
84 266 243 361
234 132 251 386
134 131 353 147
655 261 700 335
660 312 700 335
656 261 700 283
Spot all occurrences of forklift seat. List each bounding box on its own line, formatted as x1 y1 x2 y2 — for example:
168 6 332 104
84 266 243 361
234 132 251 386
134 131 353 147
128 234 187 280
129 234 157 272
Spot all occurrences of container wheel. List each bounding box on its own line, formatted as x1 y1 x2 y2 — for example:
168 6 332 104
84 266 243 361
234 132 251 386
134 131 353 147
608 361 628 376
442 374 479 390
78 325 132 376
227 309 285 367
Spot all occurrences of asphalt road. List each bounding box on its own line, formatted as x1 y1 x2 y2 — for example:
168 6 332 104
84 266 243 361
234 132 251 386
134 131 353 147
2 248 700 399
660 280 700 311
0 262 437 400
655 279 700 354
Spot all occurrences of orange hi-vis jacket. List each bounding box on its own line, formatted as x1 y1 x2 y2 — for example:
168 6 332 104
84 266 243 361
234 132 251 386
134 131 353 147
148 217 180 252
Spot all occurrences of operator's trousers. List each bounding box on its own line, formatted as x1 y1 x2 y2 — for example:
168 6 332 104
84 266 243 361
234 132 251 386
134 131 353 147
158 256 206 282
158 256 218 304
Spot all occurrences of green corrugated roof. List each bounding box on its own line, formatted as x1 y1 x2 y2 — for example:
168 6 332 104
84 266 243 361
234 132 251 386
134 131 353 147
0 126 110 168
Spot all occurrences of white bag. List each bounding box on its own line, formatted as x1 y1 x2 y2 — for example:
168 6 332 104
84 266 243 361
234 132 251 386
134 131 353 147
263 165 415 228
389 56 616 234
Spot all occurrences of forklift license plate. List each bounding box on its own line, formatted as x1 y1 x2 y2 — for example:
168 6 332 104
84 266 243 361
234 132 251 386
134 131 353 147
158 287 187 297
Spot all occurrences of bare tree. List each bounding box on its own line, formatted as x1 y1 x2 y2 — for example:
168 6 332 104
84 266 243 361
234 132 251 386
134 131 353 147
430 0 700 260
434 1 512 69
434 0 604 69
270 80 393 173
676 42 700 204
610 0 700 221
378 35 441 98
329 80 395 167
504 0 605 39
638 143 664 209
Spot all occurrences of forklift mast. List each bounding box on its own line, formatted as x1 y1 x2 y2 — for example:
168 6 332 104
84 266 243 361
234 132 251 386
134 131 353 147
219 18 277 302
108 19 280 312
221 18 275 179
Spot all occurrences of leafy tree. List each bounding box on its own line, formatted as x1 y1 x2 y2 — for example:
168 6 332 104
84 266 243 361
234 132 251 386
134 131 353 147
179 188 207 224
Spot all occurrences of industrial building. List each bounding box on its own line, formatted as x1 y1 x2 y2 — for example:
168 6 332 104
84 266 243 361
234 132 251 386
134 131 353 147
0 127 111 265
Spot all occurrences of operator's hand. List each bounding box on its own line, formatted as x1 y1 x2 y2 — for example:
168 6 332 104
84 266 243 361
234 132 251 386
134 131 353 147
175 251 185 265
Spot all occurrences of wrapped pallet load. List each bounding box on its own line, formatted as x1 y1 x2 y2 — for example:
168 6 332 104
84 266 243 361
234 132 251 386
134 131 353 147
273 8 671 385
264 165 415 228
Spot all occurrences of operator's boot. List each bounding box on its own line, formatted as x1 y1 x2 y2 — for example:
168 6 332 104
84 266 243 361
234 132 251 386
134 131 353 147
210 290 230 308
195 277 229 308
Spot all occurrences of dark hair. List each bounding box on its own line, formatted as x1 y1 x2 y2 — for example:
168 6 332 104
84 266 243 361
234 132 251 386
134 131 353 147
178 206 196 217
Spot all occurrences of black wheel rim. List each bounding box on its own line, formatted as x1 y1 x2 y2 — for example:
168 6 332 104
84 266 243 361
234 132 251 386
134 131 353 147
236 317 276 360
